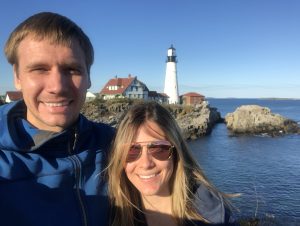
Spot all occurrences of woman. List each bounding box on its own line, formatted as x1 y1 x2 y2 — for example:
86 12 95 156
108 101 236 226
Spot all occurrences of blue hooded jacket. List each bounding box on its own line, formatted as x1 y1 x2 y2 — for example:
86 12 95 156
0 101 114 226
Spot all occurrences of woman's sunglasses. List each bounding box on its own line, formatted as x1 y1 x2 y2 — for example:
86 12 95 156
126 140 174 163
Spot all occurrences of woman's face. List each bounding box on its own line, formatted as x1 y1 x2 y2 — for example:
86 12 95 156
124 121 174 197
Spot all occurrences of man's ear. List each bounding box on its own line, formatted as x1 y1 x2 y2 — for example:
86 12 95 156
13 64 22 91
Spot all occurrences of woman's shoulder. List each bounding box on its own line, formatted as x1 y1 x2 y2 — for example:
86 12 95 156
193 183 237 225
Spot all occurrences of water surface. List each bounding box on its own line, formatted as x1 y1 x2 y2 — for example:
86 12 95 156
188 99 300 224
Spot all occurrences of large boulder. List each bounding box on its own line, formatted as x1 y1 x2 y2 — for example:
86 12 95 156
225 105 300 136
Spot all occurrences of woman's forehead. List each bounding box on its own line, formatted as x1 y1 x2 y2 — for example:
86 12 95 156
135 121 166 141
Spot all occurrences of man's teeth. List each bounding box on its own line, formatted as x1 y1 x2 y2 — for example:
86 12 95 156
139 174 156 179
45 102 69 107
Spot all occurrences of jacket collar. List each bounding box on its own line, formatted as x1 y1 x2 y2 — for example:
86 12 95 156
0 100 90 153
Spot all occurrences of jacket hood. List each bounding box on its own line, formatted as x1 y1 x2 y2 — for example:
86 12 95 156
0 101 29 151
0 100 93 153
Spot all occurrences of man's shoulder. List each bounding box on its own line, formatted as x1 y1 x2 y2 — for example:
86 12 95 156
80 115 114 131
0 102 16 114
0 101 26 118
78 114 115 142
90 121 115 136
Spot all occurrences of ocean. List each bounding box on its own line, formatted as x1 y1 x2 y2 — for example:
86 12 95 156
188 98 300 225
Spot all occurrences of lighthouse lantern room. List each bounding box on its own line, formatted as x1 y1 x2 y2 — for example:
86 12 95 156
164 45 179 104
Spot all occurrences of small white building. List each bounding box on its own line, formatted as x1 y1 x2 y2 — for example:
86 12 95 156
85 91 96 102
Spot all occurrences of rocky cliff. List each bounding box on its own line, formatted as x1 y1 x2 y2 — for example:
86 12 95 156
81 100 299 139
80 99 222 140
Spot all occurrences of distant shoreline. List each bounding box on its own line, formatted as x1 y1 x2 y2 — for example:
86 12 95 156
1 94 300 101
206 97 300 100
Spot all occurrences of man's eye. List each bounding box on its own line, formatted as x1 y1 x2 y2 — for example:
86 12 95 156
32 68 48 73
68 68 82 75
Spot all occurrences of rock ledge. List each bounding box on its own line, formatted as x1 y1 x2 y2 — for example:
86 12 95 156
81 99 221 140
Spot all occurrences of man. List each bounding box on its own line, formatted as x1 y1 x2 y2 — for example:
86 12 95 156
0 12 114 226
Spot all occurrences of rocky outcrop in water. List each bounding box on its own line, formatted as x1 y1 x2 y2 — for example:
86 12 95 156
169 101 222 140
81 99 222 140
225 105 300 136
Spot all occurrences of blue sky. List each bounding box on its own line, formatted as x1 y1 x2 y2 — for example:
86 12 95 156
1 0 299 98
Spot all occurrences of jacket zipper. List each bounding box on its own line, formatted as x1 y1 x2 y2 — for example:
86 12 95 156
69 130 88 226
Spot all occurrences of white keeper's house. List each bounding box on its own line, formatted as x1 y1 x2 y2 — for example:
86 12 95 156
99 74 168 103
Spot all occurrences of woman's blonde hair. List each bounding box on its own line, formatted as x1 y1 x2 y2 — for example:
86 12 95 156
108 101 225 226
5 12 94 75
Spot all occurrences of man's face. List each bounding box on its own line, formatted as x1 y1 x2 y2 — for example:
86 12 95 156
14 36 91 132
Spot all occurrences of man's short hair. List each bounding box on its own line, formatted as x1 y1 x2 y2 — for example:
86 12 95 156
5 12 94 74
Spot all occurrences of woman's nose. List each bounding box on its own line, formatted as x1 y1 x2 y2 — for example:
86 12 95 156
138 147 155 169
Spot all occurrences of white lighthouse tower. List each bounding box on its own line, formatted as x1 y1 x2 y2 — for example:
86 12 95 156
164 45 179 104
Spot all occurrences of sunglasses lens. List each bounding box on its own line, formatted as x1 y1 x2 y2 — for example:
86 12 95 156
148 144 172 161
125 142 173 162
126 144 142 162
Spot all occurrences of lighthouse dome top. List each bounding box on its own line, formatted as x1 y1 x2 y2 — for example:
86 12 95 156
167 44 176 57
168 44 176 50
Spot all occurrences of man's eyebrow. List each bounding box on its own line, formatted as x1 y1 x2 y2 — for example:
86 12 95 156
25 62 84 69
63 62 83 68
60 60 85 68
25 62 49 69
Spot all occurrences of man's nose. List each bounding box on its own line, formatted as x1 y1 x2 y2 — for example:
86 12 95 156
46 69 69 94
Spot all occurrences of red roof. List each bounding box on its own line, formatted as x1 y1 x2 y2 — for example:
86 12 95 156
181 92 205 97
100 75 136 95
6 91 23 101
